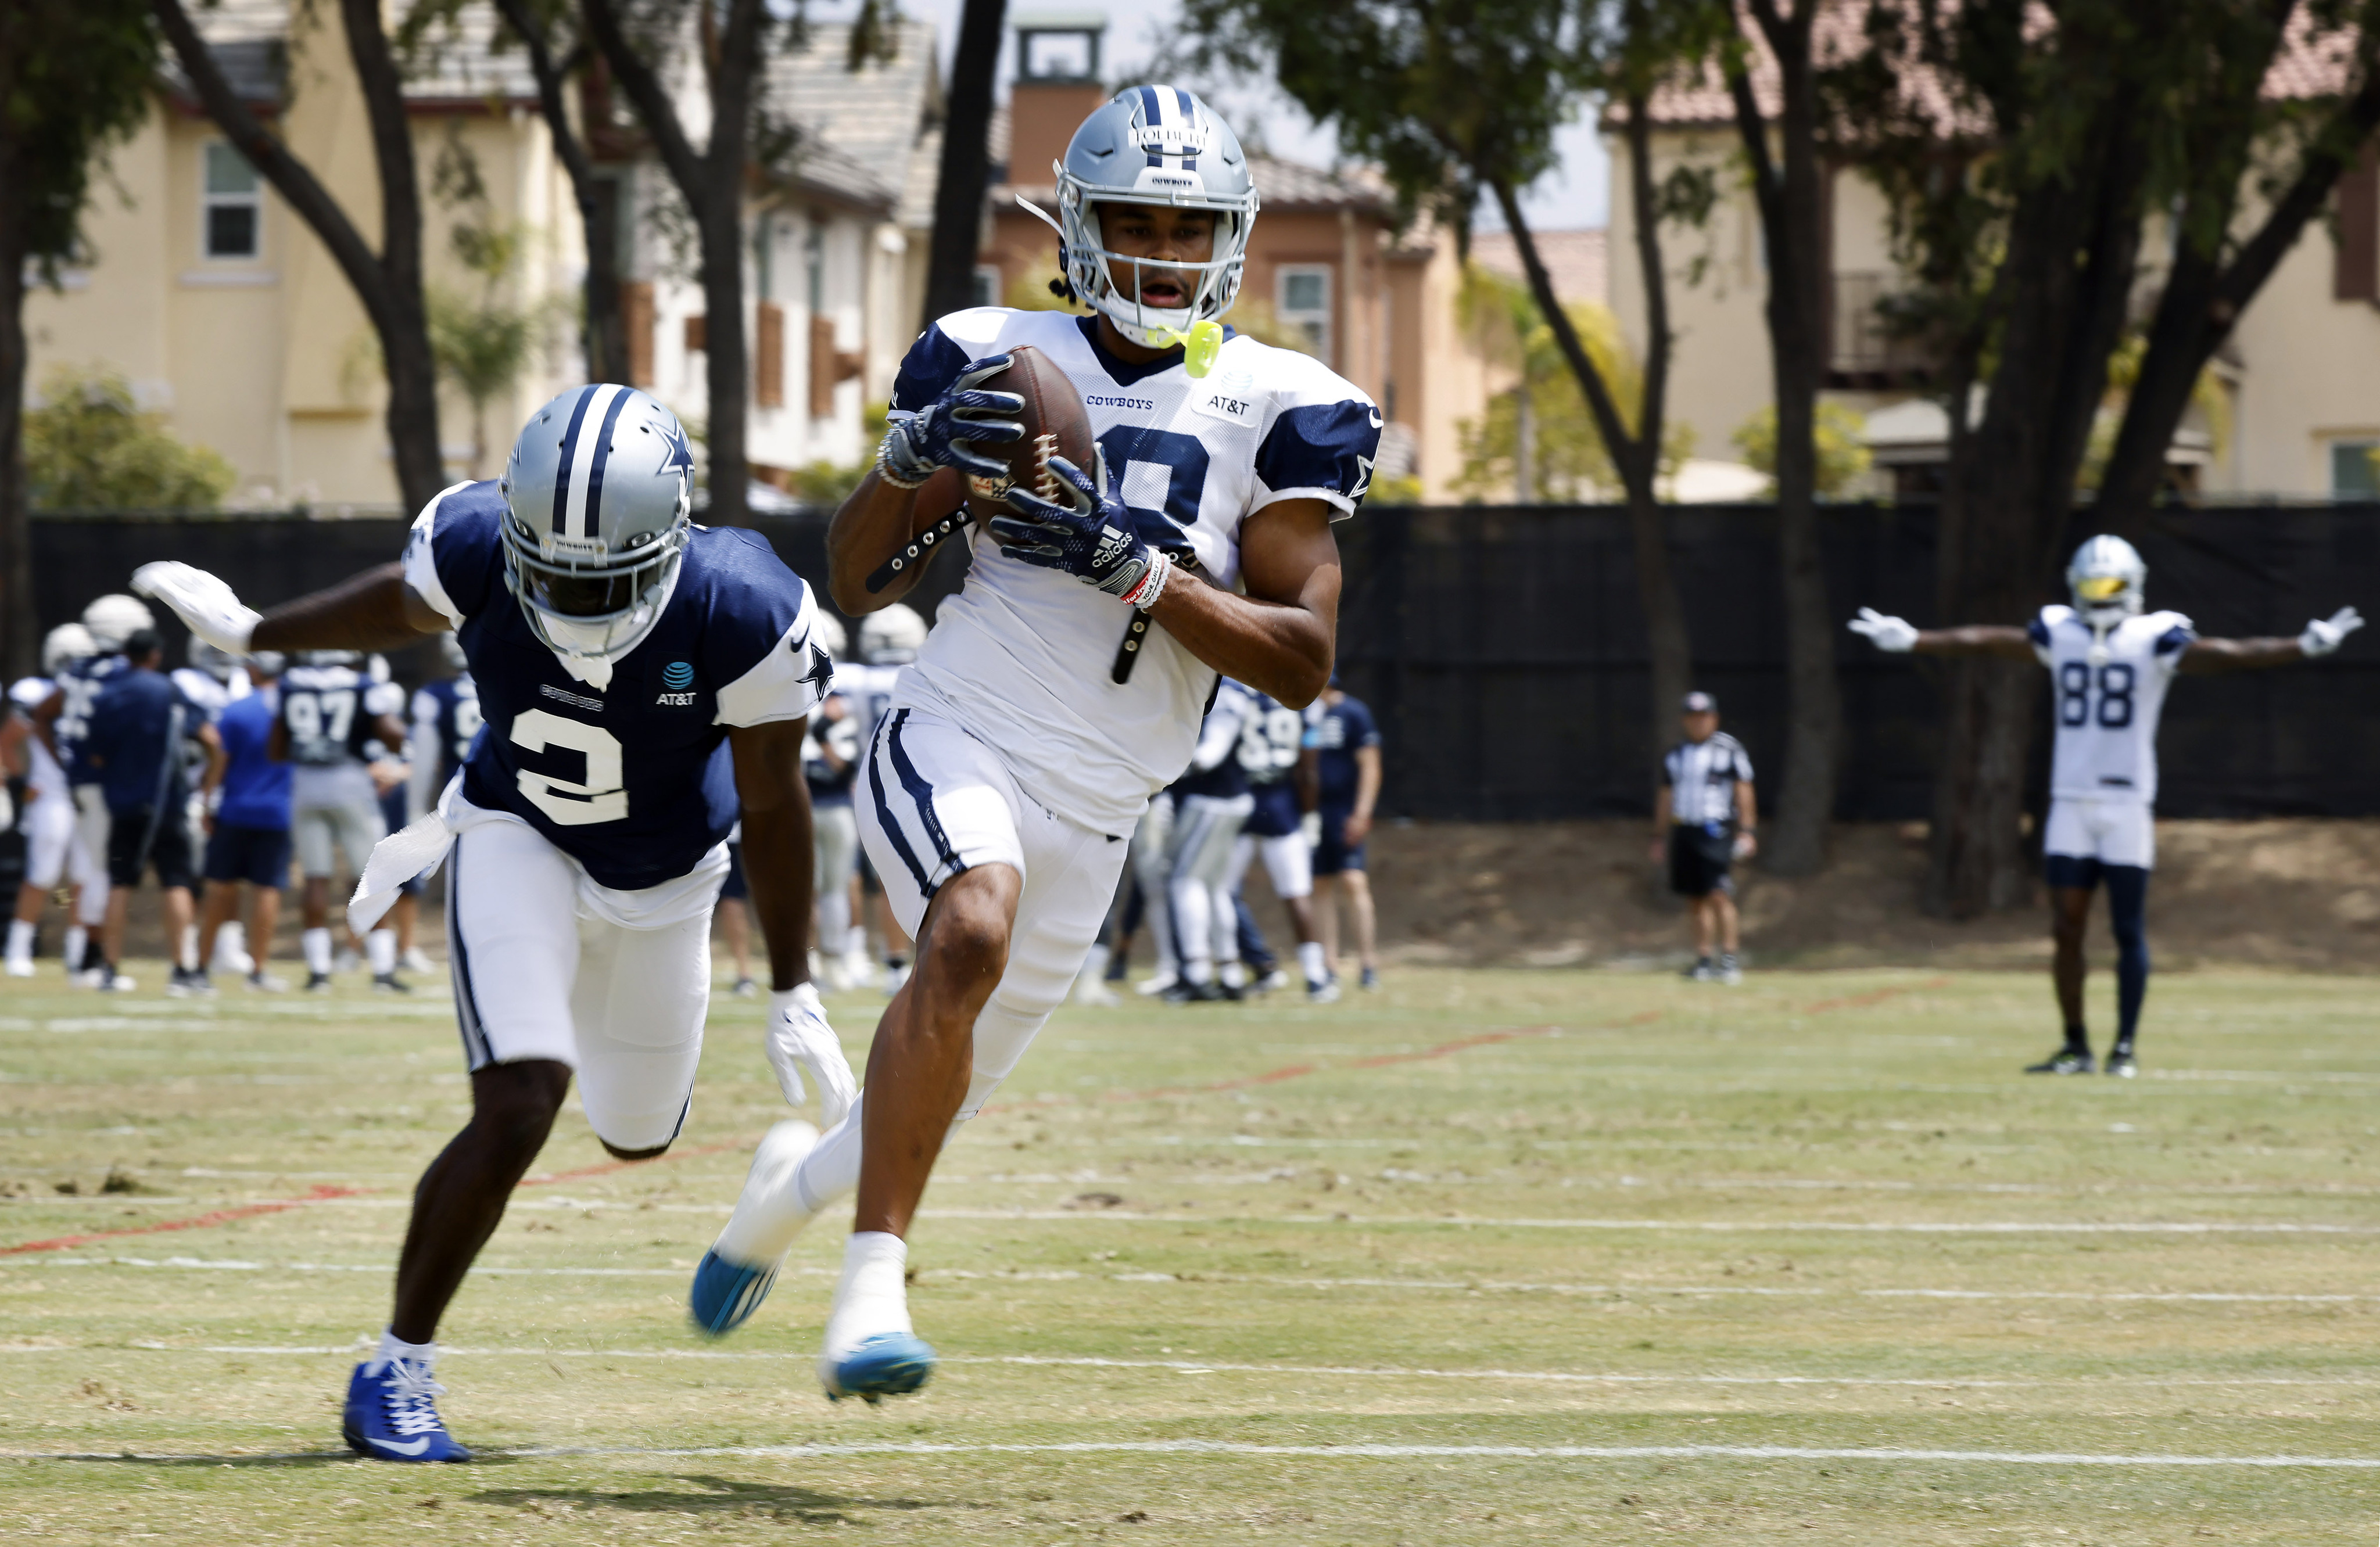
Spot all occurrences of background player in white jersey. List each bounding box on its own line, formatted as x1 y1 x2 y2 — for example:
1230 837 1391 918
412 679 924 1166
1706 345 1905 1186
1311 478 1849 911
1225 678 1334 1000
132 383 852 1461
691 84 1380 1402
28 594 159 987
1851 534 2362 1075
1166 680 1257 1000
1654 692 1758 985
3 624 106 977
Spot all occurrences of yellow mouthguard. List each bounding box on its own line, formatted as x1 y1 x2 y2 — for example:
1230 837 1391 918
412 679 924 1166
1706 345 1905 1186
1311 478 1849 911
1150 320 1225 378
2076 576 2127 601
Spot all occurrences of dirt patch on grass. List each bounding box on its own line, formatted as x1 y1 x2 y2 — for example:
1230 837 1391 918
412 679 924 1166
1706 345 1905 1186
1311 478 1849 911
1261 819 2380 972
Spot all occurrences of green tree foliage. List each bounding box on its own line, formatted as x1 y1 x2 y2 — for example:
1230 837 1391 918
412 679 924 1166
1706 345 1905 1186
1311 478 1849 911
1732 403 1872 499
25 366 236 512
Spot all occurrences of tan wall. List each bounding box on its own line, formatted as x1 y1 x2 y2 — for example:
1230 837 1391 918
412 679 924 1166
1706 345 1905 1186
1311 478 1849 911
2224 221 2380 497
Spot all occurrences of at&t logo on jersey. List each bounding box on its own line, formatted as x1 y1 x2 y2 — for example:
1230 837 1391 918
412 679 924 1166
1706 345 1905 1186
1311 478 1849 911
657 659 697 706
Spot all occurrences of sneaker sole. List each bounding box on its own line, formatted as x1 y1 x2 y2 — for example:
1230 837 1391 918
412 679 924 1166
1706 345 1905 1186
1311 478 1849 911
821 1333 937 1404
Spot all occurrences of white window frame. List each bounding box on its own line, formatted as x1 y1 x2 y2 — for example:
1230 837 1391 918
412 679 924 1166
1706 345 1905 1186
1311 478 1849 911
1277 264 1333 362
2329 437 2380 499
201 141 263 261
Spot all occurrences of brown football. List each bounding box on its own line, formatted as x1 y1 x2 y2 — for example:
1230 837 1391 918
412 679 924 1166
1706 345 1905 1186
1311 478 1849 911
962 344 1096 521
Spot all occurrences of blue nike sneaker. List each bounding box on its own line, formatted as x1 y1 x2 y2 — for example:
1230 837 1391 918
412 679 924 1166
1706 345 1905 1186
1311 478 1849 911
819 1332 938 1404
689 1249 780 1336
342 1356 469 1462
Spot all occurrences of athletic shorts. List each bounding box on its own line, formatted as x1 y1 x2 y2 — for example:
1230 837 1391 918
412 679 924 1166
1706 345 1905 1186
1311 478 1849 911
293 764 387 878
444 816 709 1153
717 842 749 902
856 706 1130 1118
1314 804 1367 875
2044 796 2155 875
1667 824 1734 899
203 822 292 889
21 788 101 892
1228 828 1313 902
107 805 196 891
74 785 112 883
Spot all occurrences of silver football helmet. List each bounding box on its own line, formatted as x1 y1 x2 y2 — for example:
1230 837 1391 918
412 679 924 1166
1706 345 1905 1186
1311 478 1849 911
857 604 926 665
82 593 156 652
1047 86 1259 351
41 623 96 677
499 384 695 663
186 634 238 684
248 650 286 679
2067 534 2146 627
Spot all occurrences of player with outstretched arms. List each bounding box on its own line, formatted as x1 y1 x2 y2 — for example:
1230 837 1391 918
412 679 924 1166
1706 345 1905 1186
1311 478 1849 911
1849 534 2362 1076
688 85 1381 1402
129 385 855 1462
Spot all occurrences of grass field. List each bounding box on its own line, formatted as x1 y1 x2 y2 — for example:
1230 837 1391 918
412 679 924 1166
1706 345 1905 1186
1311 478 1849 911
1 961 2375 1544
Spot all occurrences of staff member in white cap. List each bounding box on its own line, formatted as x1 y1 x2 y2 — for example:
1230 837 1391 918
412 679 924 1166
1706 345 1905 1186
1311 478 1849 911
1652 691 1756 984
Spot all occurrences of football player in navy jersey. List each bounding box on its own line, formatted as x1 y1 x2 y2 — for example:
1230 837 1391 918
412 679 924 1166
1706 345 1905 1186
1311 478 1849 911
689 85 1379 1403
1228 680 1334 1000
131 384 853 1462
1166 680 1257 1001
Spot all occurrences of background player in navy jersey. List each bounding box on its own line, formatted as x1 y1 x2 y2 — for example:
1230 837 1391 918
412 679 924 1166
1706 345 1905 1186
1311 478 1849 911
1228 679 1333 1000
802 619 866 991
273 650 408 990
1166 680 1257 1001
81 630 220 995
690 85 1379 1402
1307 680 1382 990
132 383 853 1462
1852 534 2361 1075
28 594 158 988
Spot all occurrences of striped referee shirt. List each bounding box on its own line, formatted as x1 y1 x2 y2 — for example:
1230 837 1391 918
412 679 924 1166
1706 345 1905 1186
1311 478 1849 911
1662 732 1754 827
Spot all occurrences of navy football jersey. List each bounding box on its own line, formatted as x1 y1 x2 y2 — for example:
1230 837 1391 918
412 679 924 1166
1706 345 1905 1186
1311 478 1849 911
1176 680 1254 801
803 703 862 806
403 480 831 891
53 653 132 787
411 673 484 790
280 661 405 766
1234 683 1307 838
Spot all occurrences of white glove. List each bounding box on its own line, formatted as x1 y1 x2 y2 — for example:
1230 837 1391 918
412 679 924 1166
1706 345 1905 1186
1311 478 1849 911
766 983 858 1129
132 562 262 655
1299 810 1322 849
2299 606 2364 658
1847 606 1919 653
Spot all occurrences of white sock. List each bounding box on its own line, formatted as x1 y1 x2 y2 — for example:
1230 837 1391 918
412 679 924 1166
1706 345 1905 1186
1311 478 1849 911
5 920 31 964
792 1112 864 1216
367 929 397 975
821 1231 911 1361
715 1121 829 1263
1183 956 1213 985
372 1326 436 1373
1299 941 1327 986
1074 943 1111 999
76 887 109 928
63 925 88 970
1219 959 1245 989
178 923 199 971
303 928 332 975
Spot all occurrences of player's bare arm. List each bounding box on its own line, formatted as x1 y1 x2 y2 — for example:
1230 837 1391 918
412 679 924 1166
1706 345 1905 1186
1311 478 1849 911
1847 609 2038 659
2178 608 2361 671
1142 497 1339 706
727 718 817 992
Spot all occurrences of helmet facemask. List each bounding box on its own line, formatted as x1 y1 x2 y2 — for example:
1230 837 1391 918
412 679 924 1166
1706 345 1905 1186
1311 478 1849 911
500 515 687 669
2066 534 2147 664
1056 190 1250 352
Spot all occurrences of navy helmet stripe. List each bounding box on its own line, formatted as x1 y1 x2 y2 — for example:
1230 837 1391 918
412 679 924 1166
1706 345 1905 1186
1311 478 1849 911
581 388 635 538
866 718 933 896
550 385 598 533
887 709 965 880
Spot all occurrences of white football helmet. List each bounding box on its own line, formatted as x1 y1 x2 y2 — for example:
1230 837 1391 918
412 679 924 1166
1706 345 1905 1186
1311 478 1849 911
2067 534 2146 627
82 593 156 652
42 623 96 677
858 604 926 665
186 634 238 684
1046 86 1259 351
500 384 695 665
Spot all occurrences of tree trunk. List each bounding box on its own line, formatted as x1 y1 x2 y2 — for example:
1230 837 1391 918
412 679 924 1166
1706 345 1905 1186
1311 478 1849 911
921 0 1006 326
0 166 31 683
152 0 444 512
1729 1 1838 875
490 0 628 384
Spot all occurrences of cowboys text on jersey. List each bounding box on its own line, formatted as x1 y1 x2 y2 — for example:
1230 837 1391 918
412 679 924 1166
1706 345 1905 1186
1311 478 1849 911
887 307 1381 834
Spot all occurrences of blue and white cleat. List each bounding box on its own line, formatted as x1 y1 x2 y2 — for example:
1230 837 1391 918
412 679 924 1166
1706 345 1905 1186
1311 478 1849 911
819 1333 938 1404
689 1248 780 1336
687 1119 820 1337
342 1356 469 1462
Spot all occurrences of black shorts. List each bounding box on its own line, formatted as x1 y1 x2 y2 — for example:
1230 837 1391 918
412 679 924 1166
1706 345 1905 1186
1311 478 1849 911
203 823 292 889
107 806 196 891
1667 825 1734 899
1313 804 1366 875
718 842 748 902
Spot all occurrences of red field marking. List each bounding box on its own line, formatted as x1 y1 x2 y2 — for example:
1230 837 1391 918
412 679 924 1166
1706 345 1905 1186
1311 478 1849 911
1799 977 1954 1016
520 1139 748 1188
0 1185 367 1257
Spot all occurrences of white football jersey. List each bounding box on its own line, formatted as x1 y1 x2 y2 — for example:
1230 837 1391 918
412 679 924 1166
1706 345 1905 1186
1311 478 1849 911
2028 604 2196 804
8 676 67 799
888 307 1380 835
831 661 906 741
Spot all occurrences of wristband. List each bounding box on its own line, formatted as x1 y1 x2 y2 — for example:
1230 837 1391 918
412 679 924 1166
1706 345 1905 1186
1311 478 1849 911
874 428 930 490
1118 549 1171 611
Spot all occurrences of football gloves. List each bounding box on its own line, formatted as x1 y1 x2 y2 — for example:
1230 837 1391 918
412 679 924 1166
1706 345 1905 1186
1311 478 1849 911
2299 606 2364 658
992 453 1175 608
766 984 858 1129
874 354 1026 488
131 561 262 655
1847 606 1919 653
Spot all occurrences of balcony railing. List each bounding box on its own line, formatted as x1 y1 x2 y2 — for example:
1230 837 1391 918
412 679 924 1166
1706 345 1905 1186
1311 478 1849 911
1829 271 1941 387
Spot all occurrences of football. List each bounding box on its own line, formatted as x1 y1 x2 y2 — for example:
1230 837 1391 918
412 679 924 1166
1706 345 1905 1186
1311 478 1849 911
962 344 1097 520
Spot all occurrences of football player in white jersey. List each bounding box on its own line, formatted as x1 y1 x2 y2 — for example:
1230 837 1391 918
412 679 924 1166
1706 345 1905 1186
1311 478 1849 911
690 84 1381 1401
1850 534 2361 1076
3 624 106 977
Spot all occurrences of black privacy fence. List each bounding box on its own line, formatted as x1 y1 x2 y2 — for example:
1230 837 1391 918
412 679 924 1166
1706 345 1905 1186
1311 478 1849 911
29 502 2380 821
